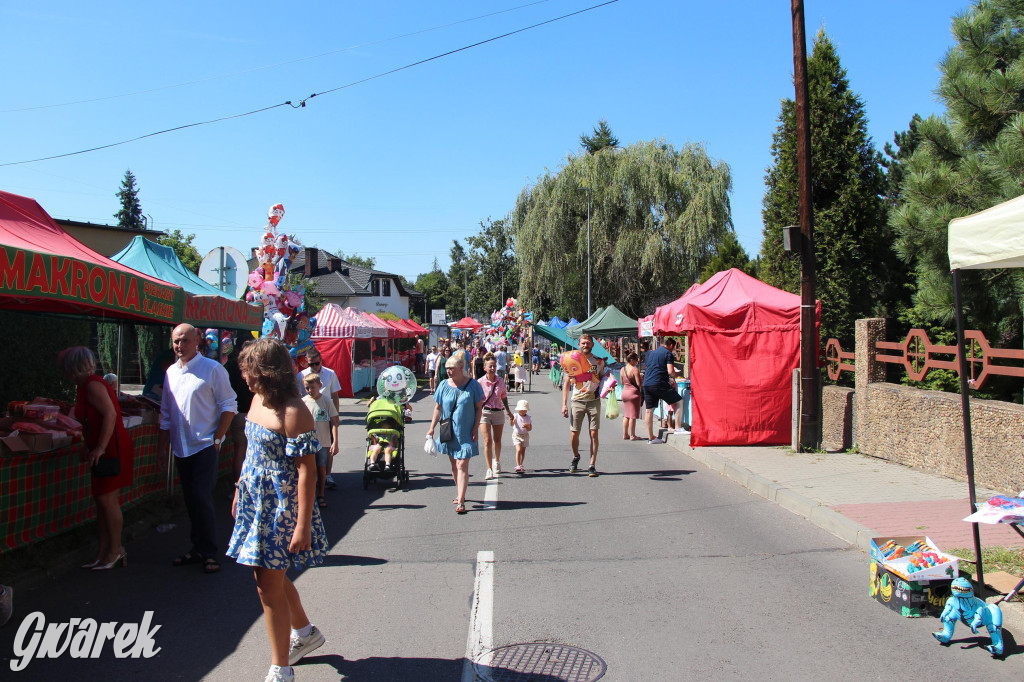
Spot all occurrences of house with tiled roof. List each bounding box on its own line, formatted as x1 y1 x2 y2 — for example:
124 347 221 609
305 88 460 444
251 246 421 317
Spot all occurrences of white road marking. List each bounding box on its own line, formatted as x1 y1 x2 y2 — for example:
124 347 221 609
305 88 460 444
483 474 498 511
462 550 495 682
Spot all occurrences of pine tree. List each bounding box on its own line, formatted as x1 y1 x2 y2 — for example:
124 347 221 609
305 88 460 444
700 231 754 283
114 169 144 229
891 0 1024 340
759 30 892 346
580 119 619 154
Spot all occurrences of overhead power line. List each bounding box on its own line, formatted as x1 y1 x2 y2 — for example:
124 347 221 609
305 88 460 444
0 0 619 168
0 0 556 114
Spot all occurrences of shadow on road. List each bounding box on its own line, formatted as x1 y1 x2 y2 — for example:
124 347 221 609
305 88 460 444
306 653 464 680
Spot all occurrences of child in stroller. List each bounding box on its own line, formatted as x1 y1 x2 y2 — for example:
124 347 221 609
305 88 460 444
363 398 408 489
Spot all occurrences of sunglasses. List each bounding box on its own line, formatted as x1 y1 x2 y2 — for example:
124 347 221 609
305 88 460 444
309 362 321 367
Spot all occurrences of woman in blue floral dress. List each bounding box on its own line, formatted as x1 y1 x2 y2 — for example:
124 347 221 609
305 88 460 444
428 350 484 514
227 338 329 682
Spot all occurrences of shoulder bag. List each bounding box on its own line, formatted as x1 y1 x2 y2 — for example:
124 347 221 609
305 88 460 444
438 382 462 443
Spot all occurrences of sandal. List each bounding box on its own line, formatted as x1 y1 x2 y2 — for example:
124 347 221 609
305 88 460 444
172 551 204 567
455 503 467 514
317 496 328 508
203 557 221 574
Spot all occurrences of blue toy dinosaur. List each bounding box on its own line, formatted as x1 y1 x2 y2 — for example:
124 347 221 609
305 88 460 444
932 577 1003 656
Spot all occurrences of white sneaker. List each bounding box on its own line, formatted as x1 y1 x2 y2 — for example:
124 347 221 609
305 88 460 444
485 468 494 480
648 438 663 444
494 461 501 474
265 667 294 682
673 428 689 435
289 625 325 665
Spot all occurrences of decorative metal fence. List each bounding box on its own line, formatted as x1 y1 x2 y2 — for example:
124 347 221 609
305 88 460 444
824 328 1024 389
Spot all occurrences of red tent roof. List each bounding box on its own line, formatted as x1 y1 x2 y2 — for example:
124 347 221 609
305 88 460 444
401 318 427 335
450 316 482 330
0 190 184 324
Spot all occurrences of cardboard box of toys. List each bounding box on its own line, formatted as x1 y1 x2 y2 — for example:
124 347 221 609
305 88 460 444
869 535 959 582
869 560 952 618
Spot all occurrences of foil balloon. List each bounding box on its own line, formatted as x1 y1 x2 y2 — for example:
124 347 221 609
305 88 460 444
560 350 592 383
248 270 264 290
376 365 417 404
268 204 285 228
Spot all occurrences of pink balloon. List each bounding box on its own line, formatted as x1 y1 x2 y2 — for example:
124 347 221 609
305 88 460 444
261 282 281 298
248 271 264 289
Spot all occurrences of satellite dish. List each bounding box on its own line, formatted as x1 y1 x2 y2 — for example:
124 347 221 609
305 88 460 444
199 246 249 299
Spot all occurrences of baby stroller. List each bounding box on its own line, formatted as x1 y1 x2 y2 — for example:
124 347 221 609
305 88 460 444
363 399 408 490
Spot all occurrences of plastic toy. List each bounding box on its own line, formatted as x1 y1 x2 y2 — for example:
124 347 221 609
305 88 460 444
932 577 1003 656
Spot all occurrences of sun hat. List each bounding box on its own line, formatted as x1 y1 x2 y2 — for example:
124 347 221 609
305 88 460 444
515 399 530 412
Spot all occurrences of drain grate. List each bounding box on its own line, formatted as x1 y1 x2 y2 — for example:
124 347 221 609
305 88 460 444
474 643 607 682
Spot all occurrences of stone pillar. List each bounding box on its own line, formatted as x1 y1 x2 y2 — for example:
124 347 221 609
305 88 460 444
854 318 886 450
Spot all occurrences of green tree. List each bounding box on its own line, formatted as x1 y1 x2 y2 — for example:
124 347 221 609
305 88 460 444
891 0 1024 341
446 241 472 318
158 229 202 274
513 139 732 319
338 252 376 270
465 217 518 314
580 119 619 154
114 169 144 230
700 231 755 283
759 30 894 346
414 264 450 321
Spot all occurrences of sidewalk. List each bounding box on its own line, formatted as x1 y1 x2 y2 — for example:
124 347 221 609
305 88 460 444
663 432 1024 626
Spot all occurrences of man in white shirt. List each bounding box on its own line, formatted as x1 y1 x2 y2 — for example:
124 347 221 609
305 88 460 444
426 346 439 393
158 324 237 574
296 348 341 488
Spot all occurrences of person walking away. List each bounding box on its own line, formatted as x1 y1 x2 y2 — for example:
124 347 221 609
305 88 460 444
159 324 237 575
478 353 513 479
426 346 439 393
619 352 644 440
226 341 256 481
301 373 339 509
494 345 508 381
228 337 328 682
297 350 341 489
511 399 532 473
58 346 135 570
531 346 541 375
427 351 484 514
561 333 606 477
642 337 685 444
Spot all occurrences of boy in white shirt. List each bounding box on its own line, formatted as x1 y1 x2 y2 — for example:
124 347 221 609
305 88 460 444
302 373 339 508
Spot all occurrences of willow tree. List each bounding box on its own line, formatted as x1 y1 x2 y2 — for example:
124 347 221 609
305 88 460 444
892 0 1024 339
512 140 732 318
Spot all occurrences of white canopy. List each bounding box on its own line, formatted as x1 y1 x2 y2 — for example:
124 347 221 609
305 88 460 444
948 193 1024 270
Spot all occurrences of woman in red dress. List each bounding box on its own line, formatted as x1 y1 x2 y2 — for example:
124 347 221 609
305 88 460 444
58 346 135 570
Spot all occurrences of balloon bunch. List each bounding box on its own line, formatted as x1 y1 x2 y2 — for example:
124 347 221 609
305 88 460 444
202 329 235 364
244 203 314 365
488 297 531 346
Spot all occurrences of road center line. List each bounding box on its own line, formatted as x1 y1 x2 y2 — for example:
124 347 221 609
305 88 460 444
483 475 498 511
462 550 495 682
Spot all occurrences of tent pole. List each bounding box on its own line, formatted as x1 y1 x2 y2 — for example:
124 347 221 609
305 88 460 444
116 321 123 389
952 269 985 589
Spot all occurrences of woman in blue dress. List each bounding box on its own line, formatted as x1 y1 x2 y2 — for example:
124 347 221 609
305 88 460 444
227 337 329 682
428 350 484 514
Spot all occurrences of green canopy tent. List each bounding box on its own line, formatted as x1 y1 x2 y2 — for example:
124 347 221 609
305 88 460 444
565 305 639 339
534 322 611 360
564 307 604 339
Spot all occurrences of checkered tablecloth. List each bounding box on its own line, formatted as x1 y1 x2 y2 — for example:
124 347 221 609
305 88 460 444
0 425 236 552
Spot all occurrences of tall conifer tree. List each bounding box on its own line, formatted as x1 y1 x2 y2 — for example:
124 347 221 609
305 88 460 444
891 0 1024 340
759 30 892 346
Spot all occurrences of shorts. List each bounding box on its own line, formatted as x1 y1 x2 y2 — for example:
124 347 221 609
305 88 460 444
229 412 248 443
480 409 506 426
569 399 600 432
642 384 681 410
315 446 330 468
512 432 530 447
497 369 507 380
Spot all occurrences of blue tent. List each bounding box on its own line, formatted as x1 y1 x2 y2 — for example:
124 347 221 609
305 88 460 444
548 316 568 328
110 236 262 330
567 318 580 326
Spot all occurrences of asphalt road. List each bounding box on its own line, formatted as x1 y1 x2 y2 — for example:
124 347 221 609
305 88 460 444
2 380 1020 681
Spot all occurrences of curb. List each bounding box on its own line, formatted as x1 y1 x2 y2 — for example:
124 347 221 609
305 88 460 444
665 432 875 553
664 432 1024 636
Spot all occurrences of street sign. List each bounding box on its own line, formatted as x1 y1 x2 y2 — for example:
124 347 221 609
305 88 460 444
431 309 447 325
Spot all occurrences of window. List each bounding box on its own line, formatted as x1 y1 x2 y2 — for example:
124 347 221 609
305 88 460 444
383 279 391 296
370 279 380 296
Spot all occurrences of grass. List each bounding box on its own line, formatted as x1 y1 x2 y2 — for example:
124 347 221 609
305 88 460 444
948 546 1024 601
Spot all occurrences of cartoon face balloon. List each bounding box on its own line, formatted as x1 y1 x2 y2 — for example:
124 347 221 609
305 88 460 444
560 350 592 381
268 204 285 228
376 365 417 404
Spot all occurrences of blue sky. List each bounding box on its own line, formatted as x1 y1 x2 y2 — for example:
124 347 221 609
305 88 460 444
1 0 970 284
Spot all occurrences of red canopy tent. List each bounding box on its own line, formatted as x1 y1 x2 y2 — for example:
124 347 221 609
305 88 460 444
657 269 819 447
0 190 184 323
450 316 482 331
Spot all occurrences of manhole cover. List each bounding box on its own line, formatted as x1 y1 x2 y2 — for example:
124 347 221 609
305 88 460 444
474 643 607 682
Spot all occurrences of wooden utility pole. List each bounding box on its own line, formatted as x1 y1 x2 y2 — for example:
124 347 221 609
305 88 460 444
791 0 820 450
